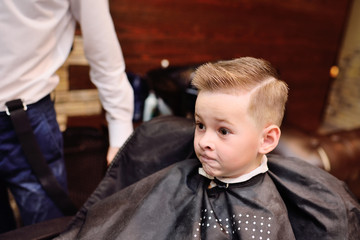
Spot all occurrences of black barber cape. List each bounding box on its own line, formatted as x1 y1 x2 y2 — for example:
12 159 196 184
58 155 360 240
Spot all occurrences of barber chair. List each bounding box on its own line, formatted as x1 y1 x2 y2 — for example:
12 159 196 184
274 126 360 199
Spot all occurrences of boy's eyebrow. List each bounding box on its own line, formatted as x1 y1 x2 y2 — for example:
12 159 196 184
204 116 234 126
214 117 233 125
195 113 234 126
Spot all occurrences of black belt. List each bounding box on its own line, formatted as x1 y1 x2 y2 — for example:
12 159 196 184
5 99 77 216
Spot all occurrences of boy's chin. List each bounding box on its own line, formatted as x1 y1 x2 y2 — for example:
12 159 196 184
202 165 219 178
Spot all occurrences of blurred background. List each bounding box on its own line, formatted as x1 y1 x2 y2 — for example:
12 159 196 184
55 0 360 134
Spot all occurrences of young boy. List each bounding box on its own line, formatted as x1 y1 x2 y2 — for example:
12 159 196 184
192 57 287 185
58 57 360 240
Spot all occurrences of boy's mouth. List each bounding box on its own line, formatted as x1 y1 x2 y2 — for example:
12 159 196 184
199 154 216 163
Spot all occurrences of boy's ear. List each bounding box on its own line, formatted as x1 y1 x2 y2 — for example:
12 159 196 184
259 125 281 154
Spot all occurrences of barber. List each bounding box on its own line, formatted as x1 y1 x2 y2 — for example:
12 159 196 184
0 0 134 233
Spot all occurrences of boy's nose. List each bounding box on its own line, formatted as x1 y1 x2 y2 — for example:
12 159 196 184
198 132 214 150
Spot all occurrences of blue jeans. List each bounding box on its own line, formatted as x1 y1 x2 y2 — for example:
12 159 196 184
0 95 67 232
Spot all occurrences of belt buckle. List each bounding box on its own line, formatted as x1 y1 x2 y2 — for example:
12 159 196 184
5 101 27 116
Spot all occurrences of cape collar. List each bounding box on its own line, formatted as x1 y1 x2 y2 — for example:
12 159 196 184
198 155 268 187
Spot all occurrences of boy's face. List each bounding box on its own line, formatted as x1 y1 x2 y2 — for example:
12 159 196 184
194 90 264 178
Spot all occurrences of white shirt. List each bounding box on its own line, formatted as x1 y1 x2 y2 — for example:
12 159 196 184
199 155 269 187
0 0 134 148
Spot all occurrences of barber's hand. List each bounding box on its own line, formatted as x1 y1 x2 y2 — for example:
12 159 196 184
107 146 120 165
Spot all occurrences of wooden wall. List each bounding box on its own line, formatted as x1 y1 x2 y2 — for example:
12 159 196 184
105 0 352 132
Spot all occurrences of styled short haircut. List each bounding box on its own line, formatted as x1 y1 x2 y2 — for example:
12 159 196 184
191 57 288 127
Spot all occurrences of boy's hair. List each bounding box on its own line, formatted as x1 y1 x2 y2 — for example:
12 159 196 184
191 57 288 127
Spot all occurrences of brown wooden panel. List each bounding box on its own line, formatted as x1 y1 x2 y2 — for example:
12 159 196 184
68 65 94 90
105 0 352 131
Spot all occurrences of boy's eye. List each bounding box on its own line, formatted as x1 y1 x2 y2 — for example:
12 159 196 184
219 128 230 135
195 122 205 130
